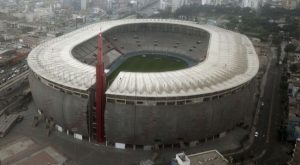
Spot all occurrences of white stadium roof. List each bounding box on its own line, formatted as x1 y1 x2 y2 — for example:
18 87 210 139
27 19 259 97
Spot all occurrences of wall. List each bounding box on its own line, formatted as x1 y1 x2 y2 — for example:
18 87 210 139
105 80 256 145
29 72 89 135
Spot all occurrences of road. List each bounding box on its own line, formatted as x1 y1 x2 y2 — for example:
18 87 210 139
255 48 292 164
255 50 290 164
230 47 291 164
0 60 28 84
0 66 30 114
0 70 29 93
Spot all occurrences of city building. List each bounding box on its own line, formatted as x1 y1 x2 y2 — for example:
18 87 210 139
160 0 190 12
0 48 30 67
241 0 261 9
282 0 298 9
290 138 300 165
286 41 300 141
62 0 73 8
172 150 229 165
20 35 40 48
171 0 190 11
81 0 87 10
201 0 224 5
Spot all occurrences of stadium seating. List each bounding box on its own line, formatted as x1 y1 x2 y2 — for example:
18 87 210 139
72 30 209 68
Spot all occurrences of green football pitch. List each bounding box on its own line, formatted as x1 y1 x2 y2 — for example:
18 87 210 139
107 54 189 85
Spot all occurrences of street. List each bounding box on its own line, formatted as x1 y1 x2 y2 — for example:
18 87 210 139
231 47 291 164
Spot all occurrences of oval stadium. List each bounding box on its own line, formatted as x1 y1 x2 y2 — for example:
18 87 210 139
27 19 259 148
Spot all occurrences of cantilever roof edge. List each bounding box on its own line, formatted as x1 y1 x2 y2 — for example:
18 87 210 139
27 19 259 96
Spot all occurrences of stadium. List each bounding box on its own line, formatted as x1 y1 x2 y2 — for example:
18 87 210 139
27 19 259 148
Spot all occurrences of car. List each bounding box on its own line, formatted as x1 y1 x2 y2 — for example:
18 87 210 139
261 101 264 106
255 131 259 137
153 11 159 15
0 70 4 74
16 115 24 123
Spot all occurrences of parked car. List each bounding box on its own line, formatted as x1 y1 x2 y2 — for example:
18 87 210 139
17 115 24 122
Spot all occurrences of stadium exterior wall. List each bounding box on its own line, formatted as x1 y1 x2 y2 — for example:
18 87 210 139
29 72 90 135
105 80 257 145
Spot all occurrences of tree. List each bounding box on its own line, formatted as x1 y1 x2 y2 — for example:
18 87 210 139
284 44 297 53
272 35 282 45
290 63 298 72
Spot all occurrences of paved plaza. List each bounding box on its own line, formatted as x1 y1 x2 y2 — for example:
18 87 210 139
0 101 248 164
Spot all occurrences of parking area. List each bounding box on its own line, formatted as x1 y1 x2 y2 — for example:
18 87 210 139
0 136 67 165
0 60 28 86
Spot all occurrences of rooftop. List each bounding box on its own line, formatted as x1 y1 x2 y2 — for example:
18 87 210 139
27 19 259 96
175 150 228 165
188 150 228 165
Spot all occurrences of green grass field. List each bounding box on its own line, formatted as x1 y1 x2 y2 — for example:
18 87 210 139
107 54 188 85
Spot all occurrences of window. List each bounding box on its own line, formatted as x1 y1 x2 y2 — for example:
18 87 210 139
136 101 143 105
167 102 175 105
212 96 218 100
107 99 115 103
156 102 165 106
185 100 192 104
177 101 185 105
116 100 125 104
126 101 134 105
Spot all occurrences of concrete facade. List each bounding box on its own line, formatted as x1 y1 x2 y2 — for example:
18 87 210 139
105 81 256 145
29 72 89 135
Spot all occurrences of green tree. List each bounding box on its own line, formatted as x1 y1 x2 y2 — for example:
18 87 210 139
284 44 296 53
290 63 298 72
272 35 282 45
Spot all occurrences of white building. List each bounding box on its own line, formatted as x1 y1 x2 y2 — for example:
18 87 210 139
160 0 171 10
32 7 54 21
172 0 189 11
202 0 241 6
0 21 5 32
160 0 190 12
174 150 228 165
200 0 263 9
282 0 298 9
242 0 260 9
81 0 87 10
